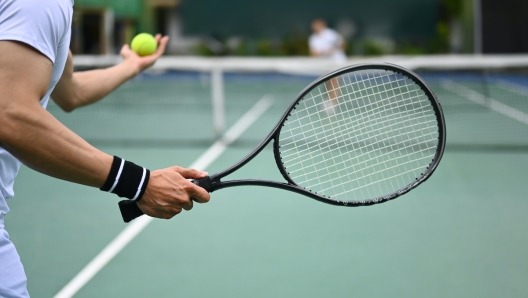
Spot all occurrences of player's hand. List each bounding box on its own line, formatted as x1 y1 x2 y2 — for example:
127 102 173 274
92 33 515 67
120 34 169 75
136 166 210 219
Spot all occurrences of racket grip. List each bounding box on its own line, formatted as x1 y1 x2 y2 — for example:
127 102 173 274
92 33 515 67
118 176 214 223
118 200 144 223
191 176 214 192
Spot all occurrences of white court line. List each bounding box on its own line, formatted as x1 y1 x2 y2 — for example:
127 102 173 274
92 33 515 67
54 95 274 298
495 79 528 98
441 80 528 126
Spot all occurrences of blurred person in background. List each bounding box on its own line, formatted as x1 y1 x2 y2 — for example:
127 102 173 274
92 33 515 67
309 18 346 62
309 19 346 114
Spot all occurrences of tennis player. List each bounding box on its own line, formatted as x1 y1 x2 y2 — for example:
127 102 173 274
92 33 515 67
0 0 210 296
309 18 346 62
309 19 346 115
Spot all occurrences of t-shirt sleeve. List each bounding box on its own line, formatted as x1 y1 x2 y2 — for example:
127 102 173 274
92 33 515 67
309 35 318 52
335 33 344 46
0 0 71 63
327 30 343 47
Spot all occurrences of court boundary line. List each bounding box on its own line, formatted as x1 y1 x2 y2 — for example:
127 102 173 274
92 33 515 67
441 80 528 126
496 79 528 98
53 95 274 298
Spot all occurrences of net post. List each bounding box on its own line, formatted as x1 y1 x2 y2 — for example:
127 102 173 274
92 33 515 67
473 0 482 54
211 66 226 136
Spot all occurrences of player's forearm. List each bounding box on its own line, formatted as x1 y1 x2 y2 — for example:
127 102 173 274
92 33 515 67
0 101 112 187
72 60 140 108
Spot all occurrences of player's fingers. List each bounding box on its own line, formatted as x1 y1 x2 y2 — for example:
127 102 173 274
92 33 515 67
154 34 161 43
154 36 169 57
187 183 210 203
137 201 182 219
160 206 182 219
175 167 208 179
175 184 193 209
182 197 193 211
120 44 131 57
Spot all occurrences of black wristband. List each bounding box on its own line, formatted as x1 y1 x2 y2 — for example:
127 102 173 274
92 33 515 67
100 156 150 201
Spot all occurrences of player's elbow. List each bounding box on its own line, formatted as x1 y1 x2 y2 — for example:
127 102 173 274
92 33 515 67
51 82 83 113
52 92 80 112
0 118 10 144
56 100 76 113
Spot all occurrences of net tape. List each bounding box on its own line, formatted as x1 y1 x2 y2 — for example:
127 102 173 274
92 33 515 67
68 55 528 149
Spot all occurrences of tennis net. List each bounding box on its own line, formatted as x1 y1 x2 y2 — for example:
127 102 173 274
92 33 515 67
55 55 528 151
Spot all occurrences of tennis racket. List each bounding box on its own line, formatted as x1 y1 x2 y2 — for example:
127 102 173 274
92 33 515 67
119 63 446 223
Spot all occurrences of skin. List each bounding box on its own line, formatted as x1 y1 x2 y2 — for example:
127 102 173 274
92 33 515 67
0 35 210 220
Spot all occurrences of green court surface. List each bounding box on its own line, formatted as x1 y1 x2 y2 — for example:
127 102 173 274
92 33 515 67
4 72 528 297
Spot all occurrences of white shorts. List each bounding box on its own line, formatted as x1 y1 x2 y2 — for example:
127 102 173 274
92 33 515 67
0 215 29 298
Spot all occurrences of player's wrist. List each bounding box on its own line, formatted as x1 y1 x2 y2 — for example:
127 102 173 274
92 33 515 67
100 156 150 201
120 58 141 78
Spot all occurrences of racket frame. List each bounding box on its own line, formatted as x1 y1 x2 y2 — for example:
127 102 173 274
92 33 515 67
119 63 446 222
203 63 446 206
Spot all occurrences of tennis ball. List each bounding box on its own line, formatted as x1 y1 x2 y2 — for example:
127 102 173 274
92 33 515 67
131 33 157 56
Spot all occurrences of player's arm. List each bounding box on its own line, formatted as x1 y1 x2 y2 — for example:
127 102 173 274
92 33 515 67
0 41 110 186
336 35 346 51
51 35 168 112
310 50 321 57
0 41 208 219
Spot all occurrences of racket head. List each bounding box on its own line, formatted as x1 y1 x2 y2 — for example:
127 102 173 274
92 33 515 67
273 63 446 206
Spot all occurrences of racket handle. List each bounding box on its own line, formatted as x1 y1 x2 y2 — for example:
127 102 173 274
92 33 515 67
118 200 144 223
118 176 213 223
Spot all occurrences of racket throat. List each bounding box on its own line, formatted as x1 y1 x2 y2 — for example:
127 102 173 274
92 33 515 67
192 176 220 193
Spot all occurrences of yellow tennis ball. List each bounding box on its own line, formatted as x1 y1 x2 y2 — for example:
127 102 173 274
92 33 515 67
131 33 157 56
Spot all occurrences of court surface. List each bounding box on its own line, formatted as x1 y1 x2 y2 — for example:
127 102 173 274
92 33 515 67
5 72 528 297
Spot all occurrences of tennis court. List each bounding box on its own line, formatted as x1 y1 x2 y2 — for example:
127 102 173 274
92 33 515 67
5 57 528 297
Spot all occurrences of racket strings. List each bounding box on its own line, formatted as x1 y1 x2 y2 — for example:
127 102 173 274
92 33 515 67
279 91 433 145
279 105 436 160
281 73 436 145
281 82 436 165
309 146 437 192
278 76 420 133
278 69 439 202
341 70 437 198
342 72 438 198
338 70 436 198
287 131 439 178
329 160 433 198
282 119 438 172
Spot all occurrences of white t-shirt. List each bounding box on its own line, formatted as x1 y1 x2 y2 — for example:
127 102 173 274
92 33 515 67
0 0 73 215
309 28 346 62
